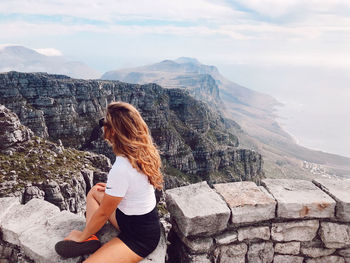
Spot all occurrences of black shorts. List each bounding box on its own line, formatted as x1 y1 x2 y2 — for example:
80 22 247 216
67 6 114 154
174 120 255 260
115 206 161 258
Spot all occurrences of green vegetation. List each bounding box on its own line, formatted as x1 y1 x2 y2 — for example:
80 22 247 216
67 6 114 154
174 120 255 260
156 202 168 217
0 137 94 192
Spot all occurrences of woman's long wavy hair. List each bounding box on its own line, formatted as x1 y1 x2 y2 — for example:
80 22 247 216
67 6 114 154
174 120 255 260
103 101 163 190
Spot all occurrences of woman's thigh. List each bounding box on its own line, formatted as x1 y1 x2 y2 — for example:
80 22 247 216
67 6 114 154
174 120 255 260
90 187 119 230
83 238 143 263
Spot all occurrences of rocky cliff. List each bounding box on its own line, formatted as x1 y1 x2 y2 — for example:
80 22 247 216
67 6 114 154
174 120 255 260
0 104 111 215
0 71 263 187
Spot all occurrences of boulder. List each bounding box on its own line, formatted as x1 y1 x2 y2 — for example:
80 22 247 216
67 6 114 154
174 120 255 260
165 181 230 237
214 181 276 224
1 198 60 246
0 197 20 224
313 178 350 222
0 198 166 263
262 179 335 219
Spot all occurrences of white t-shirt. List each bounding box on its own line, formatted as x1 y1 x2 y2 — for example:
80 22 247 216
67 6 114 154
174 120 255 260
105 155 156 215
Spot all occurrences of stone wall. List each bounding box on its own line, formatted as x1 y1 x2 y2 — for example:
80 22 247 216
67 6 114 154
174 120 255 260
1 178 349 263
165 178 350 263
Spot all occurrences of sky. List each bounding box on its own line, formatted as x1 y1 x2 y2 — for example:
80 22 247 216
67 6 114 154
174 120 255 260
0 0 349 157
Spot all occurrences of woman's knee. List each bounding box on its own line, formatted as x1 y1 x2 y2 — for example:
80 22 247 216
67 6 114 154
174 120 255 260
87 184 101 198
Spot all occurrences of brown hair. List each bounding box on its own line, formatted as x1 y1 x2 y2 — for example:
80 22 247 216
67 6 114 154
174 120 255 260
103 101 163 190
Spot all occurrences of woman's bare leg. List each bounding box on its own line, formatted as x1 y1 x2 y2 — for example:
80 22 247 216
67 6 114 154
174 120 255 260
83 238 143 263
86 185 119 230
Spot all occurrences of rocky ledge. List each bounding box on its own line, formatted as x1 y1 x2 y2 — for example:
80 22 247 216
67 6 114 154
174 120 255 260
0 198 166 263
1 178 349 262
165 178 350 263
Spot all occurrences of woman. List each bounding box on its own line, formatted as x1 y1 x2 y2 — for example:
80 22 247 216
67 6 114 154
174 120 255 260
64 101 163 262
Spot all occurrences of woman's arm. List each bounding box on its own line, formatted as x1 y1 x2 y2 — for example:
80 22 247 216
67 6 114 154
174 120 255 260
64 193 122 242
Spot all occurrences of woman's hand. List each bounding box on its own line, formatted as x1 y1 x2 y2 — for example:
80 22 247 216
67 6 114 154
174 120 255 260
95 182 106 192
64 230 84 242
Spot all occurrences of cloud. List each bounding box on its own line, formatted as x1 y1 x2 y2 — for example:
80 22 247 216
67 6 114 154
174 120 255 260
232 0 350 18
33 48 63 56
0 0 349 70
0 0 242 23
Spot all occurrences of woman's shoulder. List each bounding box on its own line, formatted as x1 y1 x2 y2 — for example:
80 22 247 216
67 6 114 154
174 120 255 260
113 155 132 169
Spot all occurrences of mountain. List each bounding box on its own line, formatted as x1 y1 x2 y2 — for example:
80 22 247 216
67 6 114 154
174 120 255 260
101 57 350 179
0 72 264 189
0 45 100 79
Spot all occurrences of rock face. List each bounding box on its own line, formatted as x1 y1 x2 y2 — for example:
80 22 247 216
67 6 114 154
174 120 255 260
165 178 350 263
0 105 33 150
0 71 263 187
0 105 111 215
0 197 166 263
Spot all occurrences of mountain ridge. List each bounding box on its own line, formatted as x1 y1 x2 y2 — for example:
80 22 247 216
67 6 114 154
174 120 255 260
0 71 264 188
101 57 350 178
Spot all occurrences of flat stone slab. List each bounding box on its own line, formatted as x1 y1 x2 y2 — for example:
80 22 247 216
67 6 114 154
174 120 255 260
262 179 336 219
214 231 238 245
273 255 304 263
274 242 300 255
319 222 350 249
247 242 274 263
271 220 319 242
313 178 350 221
214 181 276 224
165 181 230 237
305 255 345 263
214 243 247 263
237 226 270 241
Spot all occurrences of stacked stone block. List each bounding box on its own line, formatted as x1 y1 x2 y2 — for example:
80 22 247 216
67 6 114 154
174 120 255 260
165 178 350 263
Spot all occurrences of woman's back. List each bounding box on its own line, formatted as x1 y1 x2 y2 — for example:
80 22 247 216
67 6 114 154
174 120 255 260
105 156 156 215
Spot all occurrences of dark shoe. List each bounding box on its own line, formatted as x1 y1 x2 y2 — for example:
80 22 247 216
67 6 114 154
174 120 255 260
55 235 101 258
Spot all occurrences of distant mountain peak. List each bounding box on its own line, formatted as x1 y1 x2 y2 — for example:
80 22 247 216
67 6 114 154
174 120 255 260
0 45 44 57
175 57 200 65
0 45 100 79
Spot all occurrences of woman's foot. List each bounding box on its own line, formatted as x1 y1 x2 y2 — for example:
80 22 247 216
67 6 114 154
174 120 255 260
55 235 101 258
